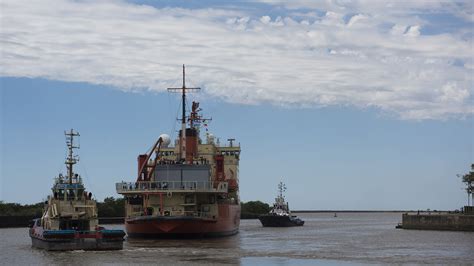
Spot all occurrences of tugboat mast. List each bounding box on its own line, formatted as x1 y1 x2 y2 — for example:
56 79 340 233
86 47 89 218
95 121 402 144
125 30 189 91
65 129 80 183
167 65 200 162
278 181 287 199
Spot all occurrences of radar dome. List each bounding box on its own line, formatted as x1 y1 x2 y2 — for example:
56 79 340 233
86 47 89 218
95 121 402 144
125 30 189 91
159 134 171 147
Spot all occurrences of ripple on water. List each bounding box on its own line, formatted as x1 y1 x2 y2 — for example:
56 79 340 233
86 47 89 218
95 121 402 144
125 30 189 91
1 213 473 265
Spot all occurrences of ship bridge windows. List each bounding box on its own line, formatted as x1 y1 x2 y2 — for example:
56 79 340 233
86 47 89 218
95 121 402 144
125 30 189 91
159 151 175 156
66 189 76 200
220 151 239 157
76 189 84 200
59 219 90 231
54 190 65 200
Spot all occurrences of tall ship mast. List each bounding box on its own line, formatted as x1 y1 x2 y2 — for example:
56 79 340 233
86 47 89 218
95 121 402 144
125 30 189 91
116 65 241 237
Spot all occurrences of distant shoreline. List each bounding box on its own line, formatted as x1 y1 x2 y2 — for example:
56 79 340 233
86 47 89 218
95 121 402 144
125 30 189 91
1 211 453 228
292 210 444 213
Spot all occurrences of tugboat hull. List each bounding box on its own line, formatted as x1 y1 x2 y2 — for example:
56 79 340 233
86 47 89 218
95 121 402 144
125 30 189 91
258 215 304 227
30 236 124 251
29 228 125 251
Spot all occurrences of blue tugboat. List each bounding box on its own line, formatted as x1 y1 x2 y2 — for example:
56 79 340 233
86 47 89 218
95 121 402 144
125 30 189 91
259 182 304 227
29 129 125 250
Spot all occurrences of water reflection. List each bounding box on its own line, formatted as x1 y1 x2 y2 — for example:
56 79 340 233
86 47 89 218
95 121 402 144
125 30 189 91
126 234 242 265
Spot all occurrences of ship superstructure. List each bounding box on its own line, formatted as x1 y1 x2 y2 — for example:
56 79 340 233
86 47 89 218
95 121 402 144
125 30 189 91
116 65 241 237
29 130 125 250
270 182 291 216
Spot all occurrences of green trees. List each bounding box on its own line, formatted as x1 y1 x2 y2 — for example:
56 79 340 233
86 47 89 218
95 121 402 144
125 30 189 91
241 201 271 219
0 201 44 217
96 197 125 217
460 164 474 206
1 198 271 219
0 198 125 218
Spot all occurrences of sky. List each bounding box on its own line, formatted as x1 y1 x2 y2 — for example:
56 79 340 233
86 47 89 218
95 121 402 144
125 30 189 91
1 0 473 210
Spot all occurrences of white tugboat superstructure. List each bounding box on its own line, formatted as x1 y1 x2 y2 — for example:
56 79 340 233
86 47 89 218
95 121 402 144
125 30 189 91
29 129 125 251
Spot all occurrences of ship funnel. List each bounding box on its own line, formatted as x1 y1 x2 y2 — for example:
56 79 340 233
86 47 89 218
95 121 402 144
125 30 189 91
159 134 171 147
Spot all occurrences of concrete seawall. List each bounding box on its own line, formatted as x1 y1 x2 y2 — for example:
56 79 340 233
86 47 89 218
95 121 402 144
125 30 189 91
402 213 474 232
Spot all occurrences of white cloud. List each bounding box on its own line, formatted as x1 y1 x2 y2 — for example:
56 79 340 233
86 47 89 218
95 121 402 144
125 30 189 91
405 25 421 37
260 15 271 24
347 14 368 27
321 11 344 26
0 0 472 120
438 82 470 103
390 24 407 35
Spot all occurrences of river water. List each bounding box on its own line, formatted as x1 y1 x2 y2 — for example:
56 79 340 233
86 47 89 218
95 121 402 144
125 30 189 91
1 213 473 265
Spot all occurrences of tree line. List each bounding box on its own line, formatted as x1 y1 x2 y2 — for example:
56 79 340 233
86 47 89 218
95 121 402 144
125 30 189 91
0 198 270 218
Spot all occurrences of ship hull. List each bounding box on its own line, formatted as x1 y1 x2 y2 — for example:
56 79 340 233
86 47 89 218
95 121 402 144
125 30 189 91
258 215 304 227
126 204 240 238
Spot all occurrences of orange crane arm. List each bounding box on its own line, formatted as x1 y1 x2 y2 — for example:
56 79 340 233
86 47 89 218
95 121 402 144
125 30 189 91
137 137 163 181
147 141 163 181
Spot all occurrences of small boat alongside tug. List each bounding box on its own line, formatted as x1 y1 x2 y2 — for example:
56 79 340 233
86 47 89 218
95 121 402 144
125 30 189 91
259 182 304 227
29 129 125 251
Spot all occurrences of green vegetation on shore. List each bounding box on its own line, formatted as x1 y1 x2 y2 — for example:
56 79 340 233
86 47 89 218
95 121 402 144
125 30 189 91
0 199 270 219
241 201 271 218
460 164 473 206
0 201 44 217
96 197 125 217
0 198 125 218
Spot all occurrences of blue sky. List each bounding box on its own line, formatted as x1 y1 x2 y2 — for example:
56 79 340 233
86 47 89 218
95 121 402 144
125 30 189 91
1 0 473 210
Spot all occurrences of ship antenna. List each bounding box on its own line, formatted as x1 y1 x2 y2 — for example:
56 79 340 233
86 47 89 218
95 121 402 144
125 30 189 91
167 65 200 161
278 181 287 199
65 129 80 184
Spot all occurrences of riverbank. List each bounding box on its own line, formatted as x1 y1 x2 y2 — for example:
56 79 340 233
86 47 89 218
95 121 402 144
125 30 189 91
0 211 441 228
293 210 419 213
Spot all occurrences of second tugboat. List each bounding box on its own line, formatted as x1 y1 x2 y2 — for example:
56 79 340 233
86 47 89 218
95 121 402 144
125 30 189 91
259 182 304 227
116 65 241 238
29 129 126 250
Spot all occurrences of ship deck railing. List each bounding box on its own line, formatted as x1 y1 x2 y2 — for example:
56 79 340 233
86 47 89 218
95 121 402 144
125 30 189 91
128 210 217 220
164 210 216 219
116 181 228 194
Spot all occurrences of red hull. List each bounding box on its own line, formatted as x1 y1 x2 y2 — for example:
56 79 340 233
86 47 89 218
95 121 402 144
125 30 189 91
125 204 240 238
